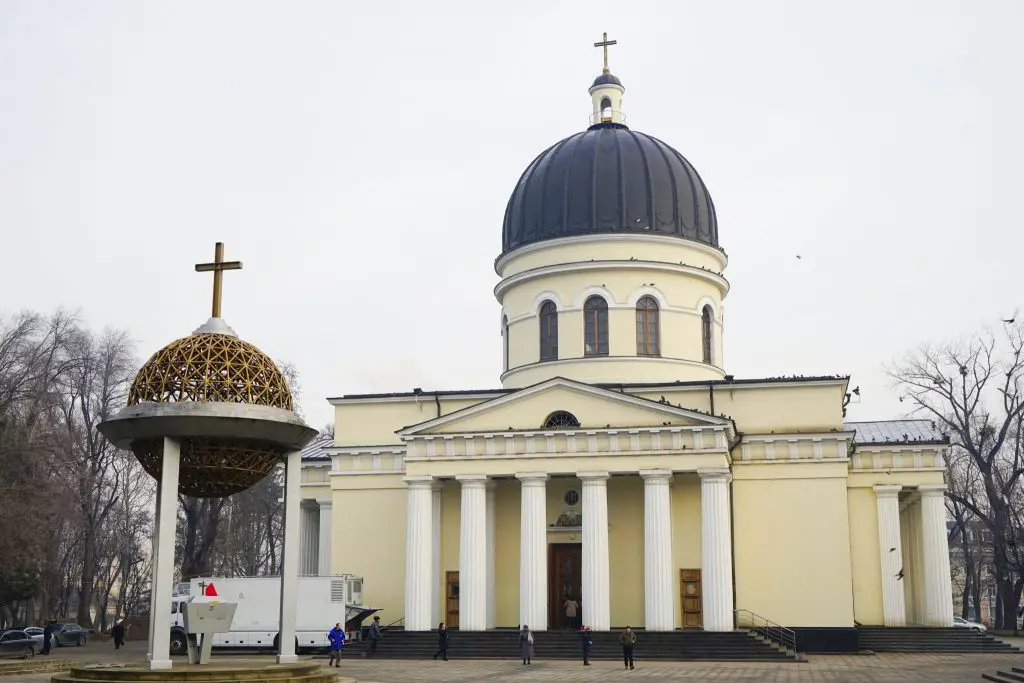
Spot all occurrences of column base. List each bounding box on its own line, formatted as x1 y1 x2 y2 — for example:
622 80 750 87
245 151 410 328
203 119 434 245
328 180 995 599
147 659 173 670
276 654 299 664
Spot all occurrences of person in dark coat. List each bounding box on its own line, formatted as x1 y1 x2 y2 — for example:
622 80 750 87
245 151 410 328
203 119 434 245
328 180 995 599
619 626 636 670
580 625 593 666
111 620 126 650
432 622 449 661
519 625 535 665
367 616 381 655
41 621 59 655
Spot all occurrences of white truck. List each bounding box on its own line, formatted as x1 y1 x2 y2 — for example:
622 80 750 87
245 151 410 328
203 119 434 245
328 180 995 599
169 575 377 656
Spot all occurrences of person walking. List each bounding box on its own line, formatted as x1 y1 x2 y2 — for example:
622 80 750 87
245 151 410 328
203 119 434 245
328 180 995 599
432 623 449 661
111 620 126 650
563 596 580 630
519 625 535 665
580 625 593 666
41 621 56 656
367 616 381 655
327 622 345 668
619 626 636 670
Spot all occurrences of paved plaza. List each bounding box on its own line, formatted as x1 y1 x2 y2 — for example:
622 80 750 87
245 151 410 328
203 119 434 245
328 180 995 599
5 639 1024 683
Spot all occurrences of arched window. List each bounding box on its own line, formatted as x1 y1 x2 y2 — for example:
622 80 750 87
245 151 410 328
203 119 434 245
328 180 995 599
701 305 714 365
600 96 613 121
539 300 558 361
502 315 510 371
635 296 660 356
583 296 608 356
542 410 580 429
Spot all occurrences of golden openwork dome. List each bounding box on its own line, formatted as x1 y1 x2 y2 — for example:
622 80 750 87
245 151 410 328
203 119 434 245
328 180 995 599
127 329 295 497
128 332 293 409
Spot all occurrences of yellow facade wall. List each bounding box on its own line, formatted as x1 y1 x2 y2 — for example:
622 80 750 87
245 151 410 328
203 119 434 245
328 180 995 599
847 485 883 625
732 463 855 627
333 397 492 447
672 475 702 627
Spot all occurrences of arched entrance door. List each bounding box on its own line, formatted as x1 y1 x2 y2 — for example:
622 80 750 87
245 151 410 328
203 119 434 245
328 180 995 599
548 543 582 629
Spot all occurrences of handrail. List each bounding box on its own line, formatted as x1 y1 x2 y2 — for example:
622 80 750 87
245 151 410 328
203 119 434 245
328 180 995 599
380 616 404 631
734 608 797 655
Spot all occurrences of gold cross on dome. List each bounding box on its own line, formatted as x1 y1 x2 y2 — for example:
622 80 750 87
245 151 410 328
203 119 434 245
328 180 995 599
593 32 617 73
194 242 243 318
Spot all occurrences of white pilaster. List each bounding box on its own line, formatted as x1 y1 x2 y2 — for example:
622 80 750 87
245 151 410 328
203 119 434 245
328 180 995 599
517 473 549 630
277 450 302 663
874 485 906 627
431 482 443 627
404 476 434 631
317 500 332 576
906 496 925 624
486 481 496 630
699 468 734 632
579 471 611 631
641 470 675 631
919 485 954 627
899 503 915 623
458 475 488 630
148 437 181 670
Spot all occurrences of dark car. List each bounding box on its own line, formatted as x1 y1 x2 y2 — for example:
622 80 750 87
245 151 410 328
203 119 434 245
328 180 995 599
52 624 88 647
0 630 36 659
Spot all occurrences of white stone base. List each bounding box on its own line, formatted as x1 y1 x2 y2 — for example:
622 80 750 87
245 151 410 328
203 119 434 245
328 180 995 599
276 654 299 664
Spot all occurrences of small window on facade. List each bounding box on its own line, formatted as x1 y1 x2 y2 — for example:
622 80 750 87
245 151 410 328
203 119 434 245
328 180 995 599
502 315 510 372
542 410 581 429
563 489 581 506
539 300 558 361
701 305 713 365
584 296 609 356
635 295 660 356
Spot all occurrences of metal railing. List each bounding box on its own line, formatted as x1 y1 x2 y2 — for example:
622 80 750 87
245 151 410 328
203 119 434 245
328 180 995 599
734 609 797 655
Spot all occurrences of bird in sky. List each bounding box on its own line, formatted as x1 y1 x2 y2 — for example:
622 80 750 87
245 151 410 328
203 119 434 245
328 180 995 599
1003 308 1019 324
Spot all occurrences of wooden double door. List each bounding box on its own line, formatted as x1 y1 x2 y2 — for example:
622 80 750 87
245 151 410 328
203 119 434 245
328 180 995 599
548 543 582 629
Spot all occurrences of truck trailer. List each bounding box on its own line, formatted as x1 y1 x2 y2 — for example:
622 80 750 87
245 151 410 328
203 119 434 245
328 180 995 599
168 575 377 656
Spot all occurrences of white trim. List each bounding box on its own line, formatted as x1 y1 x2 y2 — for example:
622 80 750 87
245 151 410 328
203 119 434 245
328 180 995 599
501 355 726 383
396 376 734 437
495 261 730 303
325 445 405 455
742 432 856 442
494 233 729 275
626 286 669 309
696 296 719 320
327 392 505 406
573 285 617 309
530 291 565 314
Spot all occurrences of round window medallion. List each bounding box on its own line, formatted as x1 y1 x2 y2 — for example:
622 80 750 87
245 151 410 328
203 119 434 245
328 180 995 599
563 489 581 507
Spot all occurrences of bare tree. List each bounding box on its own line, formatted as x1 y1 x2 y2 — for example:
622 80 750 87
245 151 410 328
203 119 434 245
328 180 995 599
891 323 1024 629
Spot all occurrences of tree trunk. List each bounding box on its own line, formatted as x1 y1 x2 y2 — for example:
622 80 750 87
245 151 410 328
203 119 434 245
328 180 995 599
76 530 96 628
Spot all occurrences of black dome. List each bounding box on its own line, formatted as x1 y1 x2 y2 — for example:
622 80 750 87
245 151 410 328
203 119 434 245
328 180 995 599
592 72 622 88
502 123 719 255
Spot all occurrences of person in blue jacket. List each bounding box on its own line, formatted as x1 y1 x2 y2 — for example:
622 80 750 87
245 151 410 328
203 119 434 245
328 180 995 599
327 623 345 668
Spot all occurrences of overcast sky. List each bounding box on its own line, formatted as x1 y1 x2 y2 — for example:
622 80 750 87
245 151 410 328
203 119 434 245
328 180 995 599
1 1 1020 430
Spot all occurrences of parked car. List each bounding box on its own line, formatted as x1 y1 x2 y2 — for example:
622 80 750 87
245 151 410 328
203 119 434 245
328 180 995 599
52 624 88 647
0 630 36 659
21 627 43 649
953 616 987 632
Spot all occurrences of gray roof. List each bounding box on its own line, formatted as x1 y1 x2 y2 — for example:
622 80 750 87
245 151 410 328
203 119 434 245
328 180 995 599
843 419 949 446
301 432 333 461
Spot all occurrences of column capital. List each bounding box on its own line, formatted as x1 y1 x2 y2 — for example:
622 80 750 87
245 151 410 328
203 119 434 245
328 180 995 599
639 469 674 483
577 470 610 482
917 484 947 498
457 474 489 489
404 475 435 489
873 484 903 498
698 467 732 483
316 499 333 508
516 472 550 485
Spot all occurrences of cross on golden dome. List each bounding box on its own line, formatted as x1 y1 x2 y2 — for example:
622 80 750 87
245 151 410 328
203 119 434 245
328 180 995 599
593 32 617 74
194 242 243 319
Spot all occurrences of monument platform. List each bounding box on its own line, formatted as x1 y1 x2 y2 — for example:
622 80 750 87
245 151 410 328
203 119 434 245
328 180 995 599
51 661 348 683
0 658 71 677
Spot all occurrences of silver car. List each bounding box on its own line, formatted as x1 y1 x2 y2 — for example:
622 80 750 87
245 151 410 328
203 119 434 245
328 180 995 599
21 627 43 649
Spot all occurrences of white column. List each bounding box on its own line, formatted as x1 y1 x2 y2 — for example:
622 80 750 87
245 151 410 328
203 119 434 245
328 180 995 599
277 450 302 663
457 475 488 630
874 485 906 627
899 503 914 623
317 500 333 576
579 471 610 631
404 476 434 631
147 437 181 670
919 484 955 627
699 468 734 632
431 482 443 627
486 481 496 629
907 496 925 624
641 470 675 631
517 473 548 630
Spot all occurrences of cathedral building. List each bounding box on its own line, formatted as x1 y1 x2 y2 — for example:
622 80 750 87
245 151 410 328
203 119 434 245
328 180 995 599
298 44 954 651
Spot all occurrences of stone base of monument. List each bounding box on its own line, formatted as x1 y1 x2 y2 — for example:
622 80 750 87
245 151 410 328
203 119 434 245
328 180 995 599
50 661 349 683
0 659 71 677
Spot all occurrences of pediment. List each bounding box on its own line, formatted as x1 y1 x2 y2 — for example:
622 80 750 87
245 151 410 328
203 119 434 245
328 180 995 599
397 377 733 437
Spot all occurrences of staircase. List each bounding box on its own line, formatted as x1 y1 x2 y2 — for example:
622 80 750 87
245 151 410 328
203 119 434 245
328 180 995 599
345 628 796 661
982 666 1024 682
0 659 71 677
51 662 341 683
858 626 1021 653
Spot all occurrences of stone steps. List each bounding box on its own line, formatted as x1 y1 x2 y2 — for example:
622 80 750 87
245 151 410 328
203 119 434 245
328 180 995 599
344 628 797 661
51 662 342 683
982 665 1024 682
0 659 72 676
858 627 1021 653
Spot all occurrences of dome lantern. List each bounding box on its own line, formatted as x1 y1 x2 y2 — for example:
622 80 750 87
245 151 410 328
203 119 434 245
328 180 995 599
590 32 625 126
